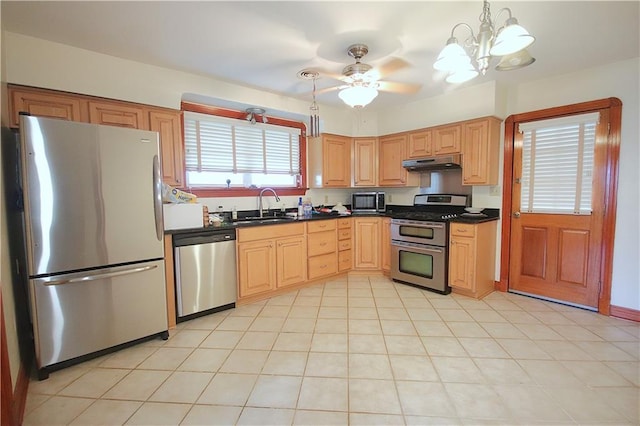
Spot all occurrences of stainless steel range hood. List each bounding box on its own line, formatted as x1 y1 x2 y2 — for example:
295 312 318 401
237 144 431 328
402 154 462 171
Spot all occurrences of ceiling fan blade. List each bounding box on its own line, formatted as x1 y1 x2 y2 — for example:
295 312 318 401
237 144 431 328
377 81 422 94
315 85 344 95
369 57 410 80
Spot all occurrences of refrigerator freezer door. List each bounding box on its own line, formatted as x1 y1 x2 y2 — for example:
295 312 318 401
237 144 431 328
30 260 167 368
20 116 164 276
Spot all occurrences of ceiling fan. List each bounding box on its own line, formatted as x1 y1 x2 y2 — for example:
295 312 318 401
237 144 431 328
316 43 422 108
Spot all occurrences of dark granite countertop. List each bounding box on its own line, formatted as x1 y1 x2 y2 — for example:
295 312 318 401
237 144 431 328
450 208 500 224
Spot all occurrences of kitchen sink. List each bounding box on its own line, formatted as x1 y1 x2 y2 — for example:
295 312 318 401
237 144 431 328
234 216 296 225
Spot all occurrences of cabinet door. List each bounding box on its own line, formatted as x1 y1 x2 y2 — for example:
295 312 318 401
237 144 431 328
9 87 87 127
408 130 432 158
238 240 276 298
381 217 391 272
353 137 378 186
449 236 475 291
276 236 307 288
149 110 185 187
322 134 351 187
88 100 148 129
378 135 409 186
433 124 461 155
354 218 381 269
462 118 500 186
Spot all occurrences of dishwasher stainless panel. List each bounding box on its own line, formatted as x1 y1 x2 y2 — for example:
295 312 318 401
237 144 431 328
174 229 237 318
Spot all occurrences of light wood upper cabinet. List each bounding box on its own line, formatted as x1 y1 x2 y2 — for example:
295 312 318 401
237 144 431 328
312 133 351 188
353 137 378 187
433 124 462 155
378 134 420 187
149 110 185 187
408 130 433 158
354 217 381 270
88 100 148 129
9 85 87 127
449 221 497 299
462 117 501 186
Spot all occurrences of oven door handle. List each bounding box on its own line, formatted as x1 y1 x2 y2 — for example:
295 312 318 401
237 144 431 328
392 220 445 228
391 240 444 253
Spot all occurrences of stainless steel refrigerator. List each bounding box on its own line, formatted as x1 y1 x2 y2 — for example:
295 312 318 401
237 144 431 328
18 115 168 379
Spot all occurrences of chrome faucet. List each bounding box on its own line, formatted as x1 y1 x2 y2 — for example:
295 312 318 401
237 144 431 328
258 187 280 218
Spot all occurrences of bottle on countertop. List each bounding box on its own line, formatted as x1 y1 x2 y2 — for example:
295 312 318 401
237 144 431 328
297 197 304 218
232 206 238 221
303 198 313 218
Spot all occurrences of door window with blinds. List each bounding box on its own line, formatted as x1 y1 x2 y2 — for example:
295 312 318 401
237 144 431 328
184 111 302 188
518 112 599 214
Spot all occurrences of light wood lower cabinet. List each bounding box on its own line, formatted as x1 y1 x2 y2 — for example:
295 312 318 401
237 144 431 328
449 221 497 299
381 217 391 272
237 239 277 298
307 220 338 280
337 218 353 272
354 217 381 270
276 236 307 288
237 223 305 300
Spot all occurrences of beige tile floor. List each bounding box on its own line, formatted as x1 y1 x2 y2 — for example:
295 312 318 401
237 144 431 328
23 274 639 425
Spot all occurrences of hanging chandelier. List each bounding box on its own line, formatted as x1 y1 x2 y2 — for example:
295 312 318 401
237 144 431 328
434 0 535 84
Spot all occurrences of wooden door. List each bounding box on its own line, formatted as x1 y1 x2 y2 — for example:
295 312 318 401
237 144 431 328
353 137 378 186
449 235 474 291
509 111 609 308
237 240 276 298
408 130 432 158
149 110 184 187
378 135 408 186
276 236 307 288
354 218 380 269
322 134 351 187
433 124 461 155
88 100 147 129
381 218 391 272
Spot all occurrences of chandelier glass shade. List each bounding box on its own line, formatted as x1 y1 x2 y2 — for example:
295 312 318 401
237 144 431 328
338 83 379 108
434 0 535 84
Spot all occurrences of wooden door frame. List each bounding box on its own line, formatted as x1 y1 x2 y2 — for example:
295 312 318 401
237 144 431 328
498 98 622 315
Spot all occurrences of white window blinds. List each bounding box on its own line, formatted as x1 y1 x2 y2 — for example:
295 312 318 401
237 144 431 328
518 112 599 214
184 112 301 176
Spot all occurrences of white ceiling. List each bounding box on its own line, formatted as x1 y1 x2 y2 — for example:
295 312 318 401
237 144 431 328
2 1 639 110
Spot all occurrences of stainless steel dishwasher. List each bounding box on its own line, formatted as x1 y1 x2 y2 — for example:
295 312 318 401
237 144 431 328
173 228 237 320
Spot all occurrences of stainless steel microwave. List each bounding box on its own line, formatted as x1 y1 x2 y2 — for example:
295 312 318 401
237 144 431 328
351 192 385 213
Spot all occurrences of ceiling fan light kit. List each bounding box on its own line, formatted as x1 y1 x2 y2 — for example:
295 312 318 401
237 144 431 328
338 84 379 108
434 0 536 83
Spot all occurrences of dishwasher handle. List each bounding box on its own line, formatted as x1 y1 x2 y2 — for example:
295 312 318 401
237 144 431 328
174 230 236 247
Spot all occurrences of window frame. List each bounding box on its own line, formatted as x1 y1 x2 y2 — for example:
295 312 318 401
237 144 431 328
181 101 307 198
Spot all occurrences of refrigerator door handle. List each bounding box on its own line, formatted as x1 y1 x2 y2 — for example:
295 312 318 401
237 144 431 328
152 155 163 241
42 264 158 286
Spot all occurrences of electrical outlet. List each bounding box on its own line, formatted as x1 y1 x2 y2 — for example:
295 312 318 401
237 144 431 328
490 185 501 196
324 195 329 204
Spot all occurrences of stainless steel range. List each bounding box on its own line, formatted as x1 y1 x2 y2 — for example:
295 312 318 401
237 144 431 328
390 194 469 294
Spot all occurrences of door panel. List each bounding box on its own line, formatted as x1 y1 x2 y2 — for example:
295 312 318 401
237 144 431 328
509 111 608 308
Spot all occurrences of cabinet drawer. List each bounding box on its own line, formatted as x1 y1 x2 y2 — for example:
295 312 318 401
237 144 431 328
338 250 352 271
450 223 476 237
337 229 352 240
307 231 337 257
238 223 305 243
306 220 337 233
308 253 338 279
338 239 352 251
337 218 352 229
